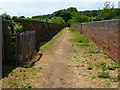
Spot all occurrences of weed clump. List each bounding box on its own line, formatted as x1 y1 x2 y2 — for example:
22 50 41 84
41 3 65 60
98 72 110 78
95 62 108 70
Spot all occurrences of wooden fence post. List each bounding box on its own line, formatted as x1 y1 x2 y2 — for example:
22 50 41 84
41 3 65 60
0 16 2 81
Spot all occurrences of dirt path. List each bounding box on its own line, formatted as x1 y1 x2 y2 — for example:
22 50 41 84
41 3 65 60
33 29 78 88
2 28 119 88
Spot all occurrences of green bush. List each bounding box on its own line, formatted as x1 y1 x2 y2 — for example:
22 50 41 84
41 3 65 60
14 23 24 33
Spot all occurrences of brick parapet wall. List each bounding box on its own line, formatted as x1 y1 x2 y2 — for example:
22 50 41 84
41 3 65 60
71 19 120 62
16 19 64 44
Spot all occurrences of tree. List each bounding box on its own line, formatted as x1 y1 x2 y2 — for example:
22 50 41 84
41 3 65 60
68 14 90 25
48 17 66 25
2 13 11 20
32 14 52 22
97 1 115 20
52 9 72 22
12 16 18 21
19 16 25 18
67 7 78 12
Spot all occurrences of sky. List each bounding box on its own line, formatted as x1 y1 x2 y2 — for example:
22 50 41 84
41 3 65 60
0 0 119 17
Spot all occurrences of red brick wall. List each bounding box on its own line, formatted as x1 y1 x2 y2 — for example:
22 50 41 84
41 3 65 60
71 19 120 62
21 19 64 44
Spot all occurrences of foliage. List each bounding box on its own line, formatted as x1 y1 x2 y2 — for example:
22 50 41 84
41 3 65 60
97 1 117 20
68 14 90 25
67 7 78 12
32 14 52 22
80 10 98 17
31 5 119 25
2 2 120 27
53 9 72 22
2 13 11 20
14 23 24 33
19 16 25 18
48 17 66 25
12 16 19 21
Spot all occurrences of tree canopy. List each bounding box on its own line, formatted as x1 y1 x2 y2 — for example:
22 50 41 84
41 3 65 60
97 1 117 20
48 17 66 25
31 4 120 26
52 9 72 22
2 3 120 26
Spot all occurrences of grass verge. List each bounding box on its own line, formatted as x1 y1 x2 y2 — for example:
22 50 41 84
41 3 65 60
40 28 65 51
